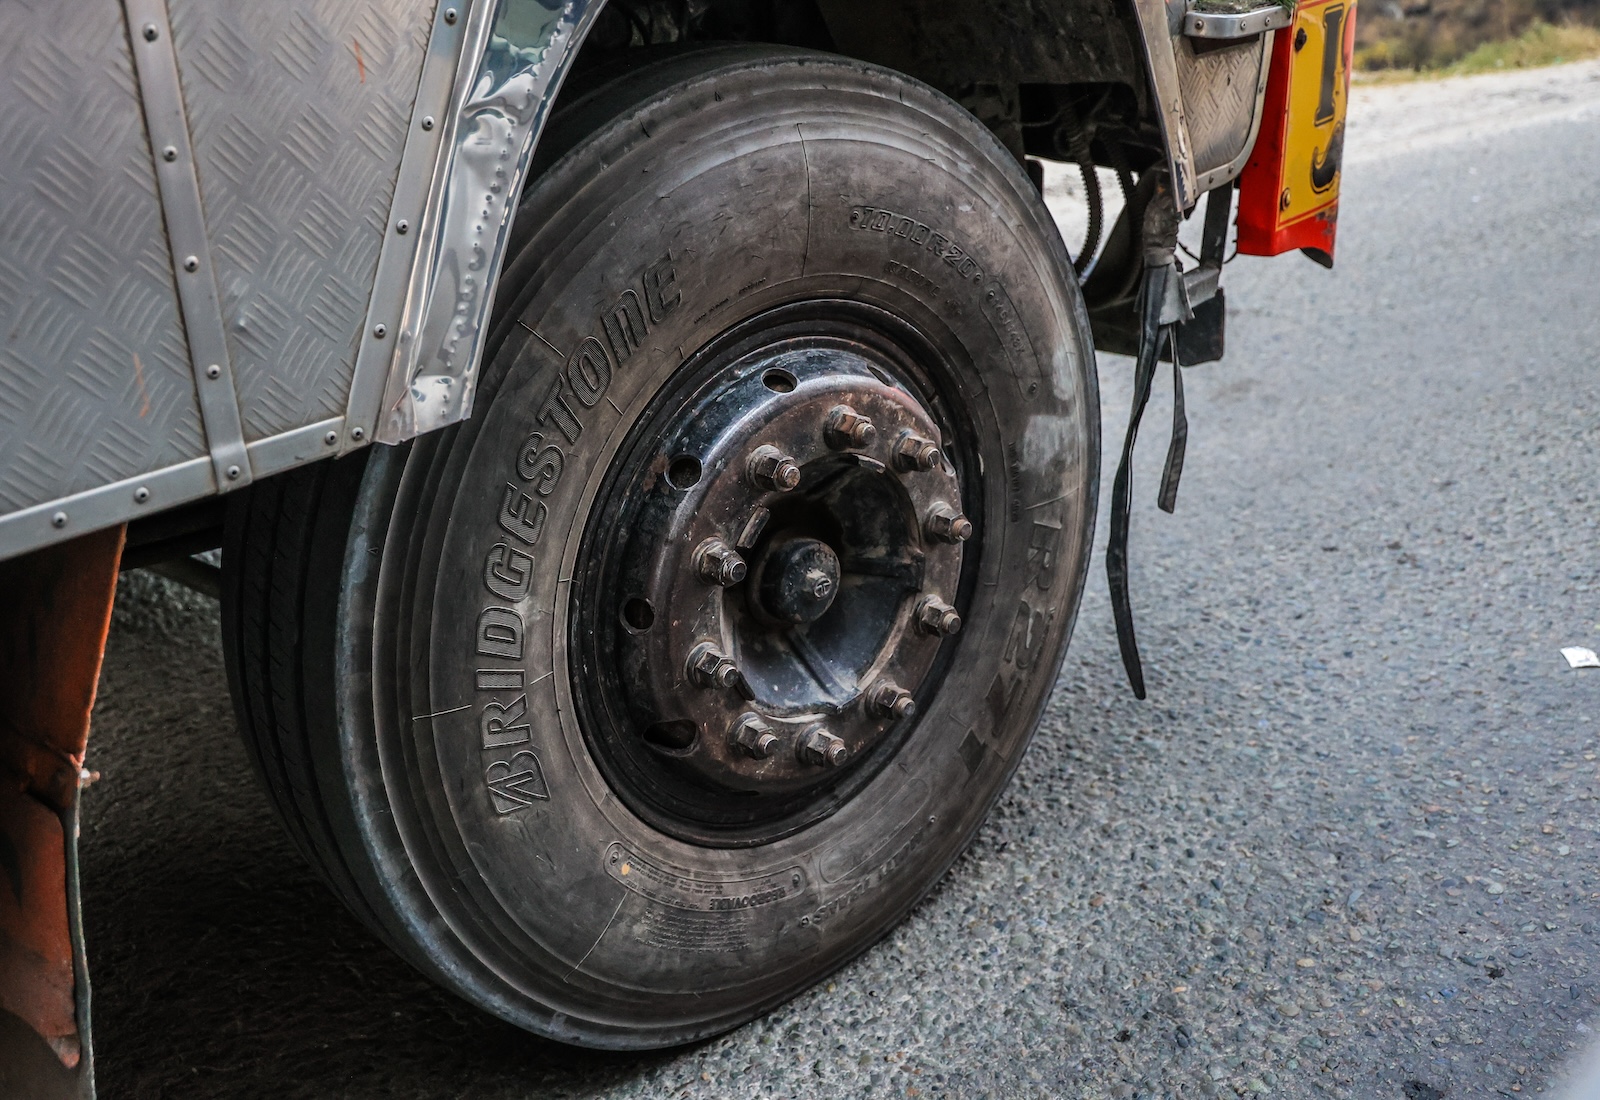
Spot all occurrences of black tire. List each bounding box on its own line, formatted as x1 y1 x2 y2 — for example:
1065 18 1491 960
223 44 1098 1049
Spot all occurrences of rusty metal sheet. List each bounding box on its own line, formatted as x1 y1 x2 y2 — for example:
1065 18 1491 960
0 524 124 1096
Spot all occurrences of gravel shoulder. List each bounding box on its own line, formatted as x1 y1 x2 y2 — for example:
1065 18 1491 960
81 61 1600 1099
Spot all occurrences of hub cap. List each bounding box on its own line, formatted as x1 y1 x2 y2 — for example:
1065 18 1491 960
572 311 974 842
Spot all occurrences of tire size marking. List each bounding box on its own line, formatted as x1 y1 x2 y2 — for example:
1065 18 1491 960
850 206 985 285
474 253 684 815
605 842 806 914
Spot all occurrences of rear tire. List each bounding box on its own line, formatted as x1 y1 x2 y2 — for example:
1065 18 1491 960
223 44 1097 1048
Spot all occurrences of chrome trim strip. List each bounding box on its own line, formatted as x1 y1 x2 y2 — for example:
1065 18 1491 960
0 420 343 562
1133 0 1200 210
342 0 476 453
1192 29 1276 192
248 417 349 475
0 459 213 562
375 0 604 444
124 0 252 491
1184 5 1293 39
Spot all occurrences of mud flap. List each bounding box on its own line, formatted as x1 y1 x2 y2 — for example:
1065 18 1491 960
0 526 122 1100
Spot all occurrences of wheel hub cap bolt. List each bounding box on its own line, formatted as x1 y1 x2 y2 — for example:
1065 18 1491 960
747 445 802 492
825 405 877 450
916 596 962 636
688 642 741 689
926 503 973 543
731 714 780 759
868 681 917 721
797 727 849 768
695 538 748 586
894 432 943 472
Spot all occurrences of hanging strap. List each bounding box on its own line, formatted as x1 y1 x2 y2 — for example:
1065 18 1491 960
1157 329 1187 514
1106 262 1173 700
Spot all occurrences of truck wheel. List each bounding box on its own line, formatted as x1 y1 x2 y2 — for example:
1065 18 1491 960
222 45 1097 1048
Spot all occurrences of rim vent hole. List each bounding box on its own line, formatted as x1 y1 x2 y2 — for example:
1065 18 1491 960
643 720 698 752
666 455 703 489
622 598 656 631
761 368 798 393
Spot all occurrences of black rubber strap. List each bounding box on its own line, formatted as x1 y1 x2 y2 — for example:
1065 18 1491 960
1157 326 1187 514
1106 264 1171 700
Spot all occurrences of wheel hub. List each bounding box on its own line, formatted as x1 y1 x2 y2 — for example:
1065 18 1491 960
753 537 841 625
575 318 975 834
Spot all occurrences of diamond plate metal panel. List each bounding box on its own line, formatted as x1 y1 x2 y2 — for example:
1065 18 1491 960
1175 35 1270 178
169 0 435 442
0 0 206 515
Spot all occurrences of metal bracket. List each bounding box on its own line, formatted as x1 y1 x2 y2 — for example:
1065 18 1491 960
1133 0 1200 210
370 0 606 445
1184 3 1293 39
124 0 250 493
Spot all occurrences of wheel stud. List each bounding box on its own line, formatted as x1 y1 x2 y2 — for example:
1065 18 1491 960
688 642 740 689
797 727 849 768
695 538 747 586
731 714 780 759
925 503 973 543
868 680 917 721
747 445 802 492
894 432 942 472
825 405 877 450
916 596 962 636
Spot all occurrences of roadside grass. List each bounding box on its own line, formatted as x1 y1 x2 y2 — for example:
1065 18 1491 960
1354 19 1600 82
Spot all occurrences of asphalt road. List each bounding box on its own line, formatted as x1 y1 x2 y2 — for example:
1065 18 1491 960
83 63 1600 1099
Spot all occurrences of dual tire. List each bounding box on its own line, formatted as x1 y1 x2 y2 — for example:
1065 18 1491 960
223 45 1098 1047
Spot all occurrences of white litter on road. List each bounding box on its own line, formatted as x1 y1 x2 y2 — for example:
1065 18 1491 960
1561 647 1600 670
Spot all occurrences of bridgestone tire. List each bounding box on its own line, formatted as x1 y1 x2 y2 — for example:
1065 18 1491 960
222 45 1098 1048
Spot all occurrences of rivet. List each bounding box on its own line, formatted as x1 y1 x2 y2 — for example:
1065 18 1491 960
182 255 199 272
226 464 241 480
162 145 177 162
373 323 387 338
351 426 365 441
205 364 221 379
444 7 458 23
324 430 338 446
421 116 435 131
133 486 150 504
51 511 67 529
142 23 159 41
396 219 409 234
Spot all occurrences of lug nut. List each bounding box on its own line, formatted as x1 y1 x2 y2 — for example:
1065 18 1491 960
916 596 962 637
688 642 740 689
894 432 943 472
868 681 917 721
797 727 849 768
731 714 781 759
925 503 973 544
747 445 802 492
695 538 747 586
825 405 877 450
